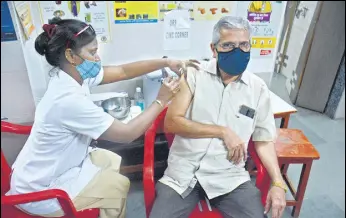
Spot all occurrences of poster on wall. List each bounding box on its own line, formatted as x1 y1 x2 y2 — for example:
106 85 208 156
159 1 194 21
193 1 234 21
237 1 284 58
114 1 158 24
14 1 35 40
1 1 17 42
38 1 111 43
163 10 191 50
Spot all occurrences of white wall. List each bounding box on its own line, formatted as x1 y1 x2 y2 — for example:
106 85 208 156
28 2 286 98
1 2 36 123
335 89 345 119
2 1 286 123
1 42 36 123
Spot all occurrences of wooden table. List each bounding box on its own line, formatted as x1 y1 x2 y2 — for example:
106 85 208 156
270 91 297 128
275 129 320 218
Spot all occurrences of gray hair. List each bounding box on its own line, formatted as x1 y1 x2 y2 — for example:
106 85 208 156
212 16 252 45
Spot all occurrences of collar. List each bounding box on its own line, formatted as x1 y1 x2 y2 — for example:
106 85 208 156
50 69 87 95
203 59 249 86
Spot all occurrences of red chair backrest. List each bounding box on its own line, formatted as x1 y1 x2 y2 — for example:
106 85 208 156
1 121 31 196
1 121 100 218
1 150 11 195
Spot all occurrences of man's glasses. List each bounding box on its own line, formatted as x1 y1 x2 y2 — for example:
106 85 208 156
217 41 251 52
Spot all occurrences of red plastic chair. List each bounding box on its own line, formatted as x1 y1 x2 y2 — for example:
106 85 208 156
1 121 99 218
143 108 271 218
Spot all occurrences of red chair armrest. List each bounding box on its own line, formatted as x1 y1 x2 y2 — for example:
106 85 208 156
248 139 271 206
1 121 32 135
143 108 168 217
2 189 78 217
143 124 157 217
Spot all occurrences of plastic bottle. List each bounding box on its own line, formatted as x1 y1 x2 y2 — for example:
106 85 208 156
130 106 142 119
134 87 145 111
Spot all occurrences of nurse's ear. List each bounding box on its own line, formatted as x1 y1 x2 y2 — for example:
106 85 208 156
65 48 78 66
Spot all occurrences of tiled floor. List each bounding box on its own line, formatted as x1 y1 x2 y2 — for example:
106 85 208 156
126 73 345 218
1 73 344 218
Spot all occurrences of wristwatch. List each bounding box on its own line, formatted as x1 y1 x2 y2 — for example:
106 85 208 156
272 181 288 193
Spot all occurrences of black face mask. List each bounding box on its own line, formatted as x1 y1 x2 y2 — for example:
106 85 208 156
217 48 251 76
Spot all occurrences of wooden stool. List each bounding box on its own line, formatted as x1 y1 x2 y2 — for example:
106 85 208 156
276 129 320 218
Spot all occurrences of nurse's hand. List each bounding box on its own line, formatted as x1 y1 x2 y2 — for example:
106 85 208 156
156 76 181 106
167 59 200 76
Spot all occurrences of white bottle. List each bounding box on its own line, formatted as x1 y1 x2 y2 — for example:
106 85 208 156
134 87 145 111
130 106 142 119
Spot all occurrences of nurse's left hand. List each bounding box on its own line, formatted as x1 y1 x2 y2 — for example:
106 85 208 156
167 59 200 76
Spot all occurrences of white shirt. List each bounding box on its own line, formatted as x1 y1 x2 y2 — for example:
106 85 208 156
159 59 276 199
7 68 114 214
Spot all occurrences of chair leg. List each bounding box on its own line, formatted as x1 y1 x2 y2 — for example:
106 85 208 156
292 161 312 218
281 164 289 175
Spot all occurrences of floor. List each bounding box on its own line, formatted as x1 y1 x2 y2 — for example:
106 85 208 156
1 73 345 218
126 73 345 218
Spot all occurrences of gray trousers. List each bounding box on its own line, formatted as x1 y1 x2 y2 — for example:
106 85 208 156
149 181 266 218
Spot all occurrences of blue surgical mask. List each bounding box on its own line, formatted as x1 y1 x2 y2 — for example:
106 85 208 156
76 58 101 80
217 48 250 76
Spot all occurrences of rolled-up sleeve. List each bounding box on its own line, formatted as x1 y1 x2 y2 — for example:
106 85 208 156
186 67 197 95
252 84 276 142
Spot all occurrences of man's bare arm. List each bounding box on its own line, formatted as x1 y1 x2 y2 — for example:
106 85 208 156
254 141 284 183
164 74 225 139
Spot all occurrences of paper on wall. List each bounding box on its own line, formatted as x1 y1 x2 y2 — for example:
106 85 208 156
1 1 18 42
193 1 233 21
14 1 35 40
163 10 191 51
38 1 111 43
159 1 194 21
114 1 159 24
237 1 284 58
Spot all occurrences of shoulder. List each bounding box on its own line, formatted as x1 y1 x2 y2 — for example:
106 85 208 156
245 71 269 91
187 59 216 78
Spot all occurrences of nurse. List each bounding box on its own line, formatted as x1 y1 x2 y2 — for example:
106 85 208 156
7 18 198 218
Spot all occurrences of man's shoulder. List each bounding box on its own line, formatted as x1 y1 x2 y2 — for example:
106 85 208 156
187 59 217 76
245 71 269 90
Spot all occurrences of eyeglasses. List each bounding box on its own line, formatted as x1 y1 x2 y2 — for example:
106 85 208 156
217 41 251 52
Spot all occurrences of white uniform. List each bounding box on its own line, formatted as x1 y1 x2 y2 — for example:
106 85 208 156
6 68 114 215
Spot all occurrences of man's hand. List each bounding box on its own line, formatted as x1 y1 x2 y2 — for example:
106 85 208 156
167 59 200 76
264 186 286 218
222 128 247 164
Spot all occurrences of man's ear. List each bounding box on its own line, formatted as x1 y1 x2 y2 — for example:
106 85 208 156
210 43 217 58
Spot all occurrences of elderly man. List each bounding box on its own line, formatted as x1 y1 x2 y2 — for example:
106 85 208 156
149 16 287 218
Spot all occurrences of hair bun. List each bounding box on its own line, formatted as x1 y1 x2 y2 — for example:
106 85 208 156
34 32 49 56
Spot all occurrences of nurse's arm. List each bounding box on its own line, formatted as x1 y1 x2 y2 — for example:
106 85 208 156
100 101 165 143
101 59 169 84
164 75 225 139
